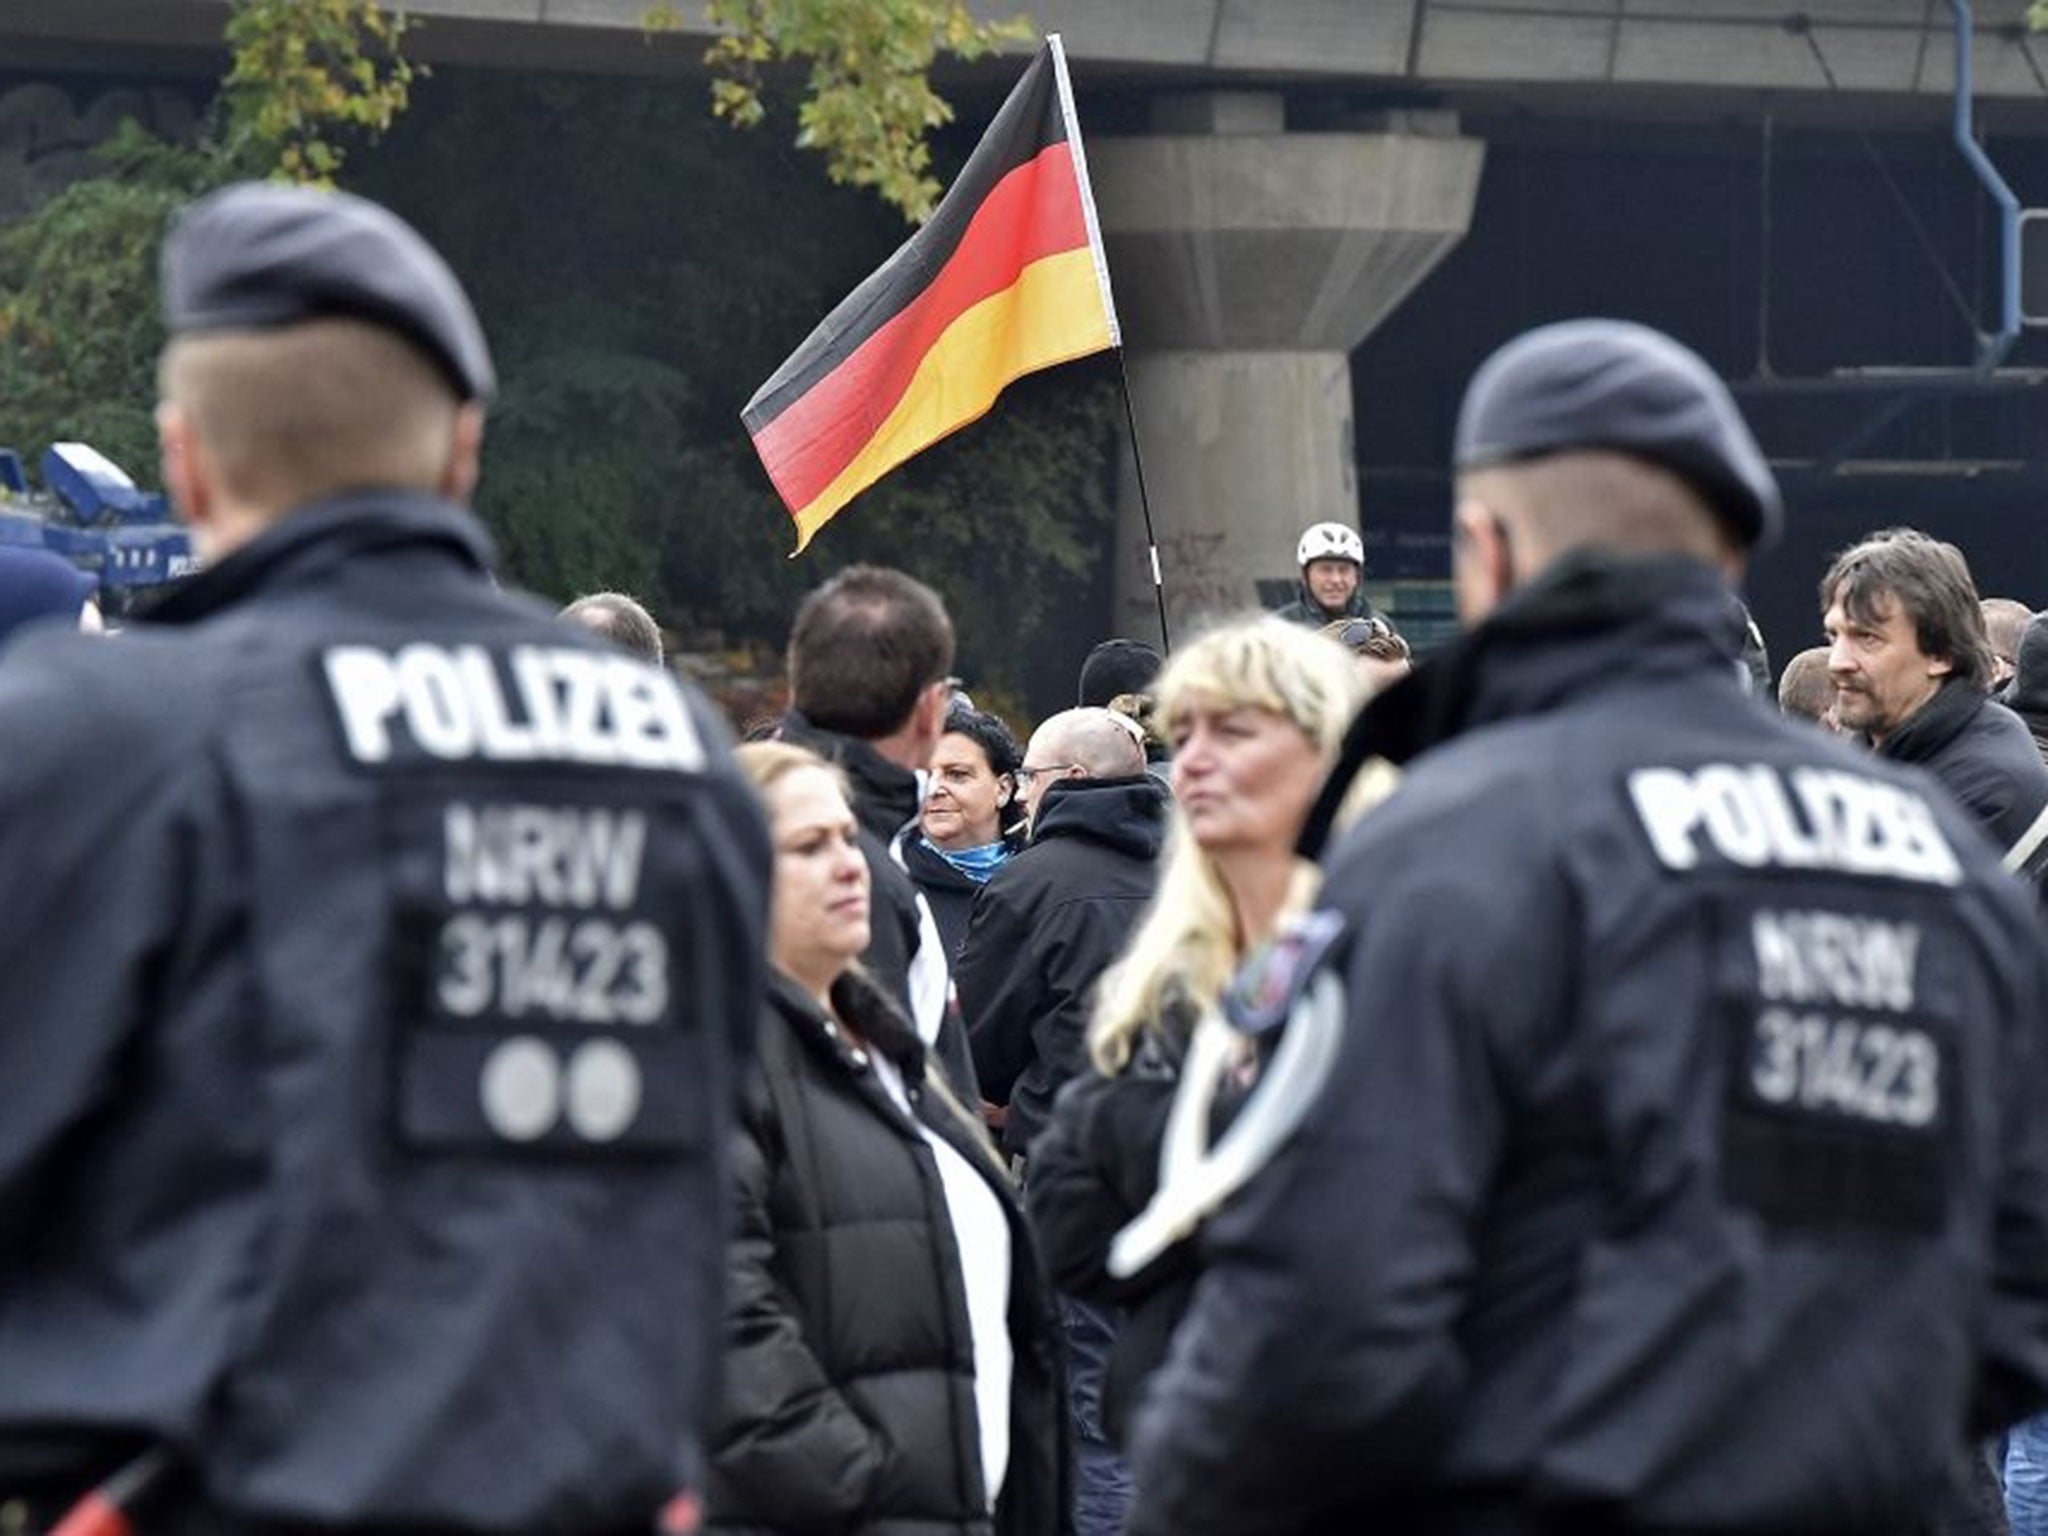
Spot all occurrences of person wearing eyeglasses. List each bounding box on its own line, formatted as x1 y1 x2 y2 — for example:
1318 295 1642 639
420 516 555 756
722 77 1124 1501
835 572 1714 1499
954 706 1169 1536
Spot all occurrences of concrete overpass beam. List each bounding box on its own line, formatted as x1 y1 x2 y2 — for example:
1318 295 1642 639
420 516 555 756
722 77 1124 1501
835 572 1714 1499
1090 97 1484 635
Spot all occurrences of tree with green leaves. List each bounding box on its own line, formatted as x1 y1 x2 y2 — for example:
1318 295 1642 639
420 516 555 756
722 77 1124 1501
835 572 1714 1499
222 0 418 186
0 0 420 471
649 0 1031 222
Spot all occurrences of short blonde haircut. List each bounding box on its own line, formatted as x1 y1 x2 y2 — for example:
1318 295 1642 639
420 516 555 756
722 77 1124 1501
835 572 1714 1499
159 318 461 512
1089 617 1361 1072
1468 449 1730 568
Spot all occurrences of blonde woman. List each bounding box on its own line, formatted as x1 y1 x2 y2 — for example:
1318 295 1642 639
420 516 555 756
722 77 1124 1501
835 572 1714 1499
1023 617 1361 1447
709 742 1066 1536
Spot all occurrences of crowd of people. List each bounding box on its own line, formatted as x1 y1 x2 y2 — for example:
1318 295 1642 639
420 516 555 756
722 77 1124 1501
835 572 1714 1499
8 180 2048 1536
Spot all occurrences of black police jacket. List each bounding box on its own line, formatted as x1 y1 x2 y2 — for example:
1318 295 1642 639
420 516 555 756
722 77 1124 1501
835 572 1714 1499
708 971 1066 1536
0 493 770 1534
1127 553 2048 1536
955 775 1169 1161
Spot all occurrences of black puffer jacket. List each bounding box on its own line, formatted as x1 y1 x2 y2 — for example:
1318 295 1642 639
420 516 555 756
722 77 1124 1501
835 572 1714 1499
708 970 1067 1536
955 776 1170 1160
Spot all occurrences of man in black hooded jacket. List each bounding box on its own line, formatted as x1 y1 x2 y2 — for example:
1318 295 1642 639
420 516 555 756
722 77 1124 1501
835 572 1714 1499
1127 321 2048 1536
779 563 979 1099
956 706 1169 1162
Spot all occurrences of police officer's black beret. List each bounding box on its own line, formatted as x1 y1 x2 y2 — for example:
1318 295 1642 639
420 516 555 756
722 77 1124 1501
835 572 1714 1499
1453 319 1780 549
161 182 494 403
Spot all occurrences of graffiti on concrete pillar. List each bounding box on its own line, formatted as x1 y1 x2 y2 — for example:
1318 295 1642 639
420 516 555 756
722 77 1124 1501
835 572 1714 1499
1155 530 1251 622
0 83 201 224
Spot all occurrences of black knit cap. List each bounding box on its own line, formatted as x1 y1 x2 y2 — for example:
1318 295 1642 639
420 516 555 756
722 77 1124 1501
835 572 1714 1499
1078 638 1162 708
161 181 494 403
1453 319 1779 549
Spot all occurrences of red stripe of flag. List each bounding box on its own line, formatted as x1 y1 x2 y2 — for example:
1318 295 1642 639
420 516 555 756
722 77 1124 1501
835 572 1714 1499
750 142 1091 515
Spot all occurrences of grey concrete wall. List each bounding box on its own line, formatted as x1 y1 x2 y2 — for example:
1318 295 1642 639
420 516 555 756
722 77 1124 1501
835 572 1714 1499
6 0 2043 102
1095 125 1486 353
1114 350 1358 634
0 81 201 223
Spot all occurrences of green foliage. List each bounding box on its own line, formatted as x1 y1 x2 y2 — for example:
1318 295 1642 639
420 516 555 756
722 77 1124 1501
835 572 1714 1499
223 0 417 185
482 346 690 601
0 0 421 482
0 124 227 473
648 0 1031 222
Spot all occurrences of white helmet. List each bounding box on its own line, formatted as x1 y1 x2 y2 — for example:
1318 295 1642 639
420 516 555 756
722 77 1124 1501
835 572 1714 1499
1296 522 1364 569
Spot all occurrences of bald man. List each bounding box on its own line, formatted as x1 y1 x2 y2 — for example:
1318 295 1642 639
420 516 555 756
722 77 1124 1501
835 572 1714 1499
959 707 1161 1151
1013 706 1146 827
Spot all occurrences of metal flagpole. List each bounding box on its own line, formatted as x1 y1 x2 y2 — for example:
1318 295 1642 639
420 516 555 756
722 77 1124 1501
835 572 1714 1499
1113 349 1170 654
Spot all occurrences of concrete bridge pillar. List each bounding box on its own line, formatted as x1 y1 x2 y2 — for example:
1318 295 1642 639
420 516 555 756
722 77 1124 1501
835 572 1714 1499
1090 96 1485 635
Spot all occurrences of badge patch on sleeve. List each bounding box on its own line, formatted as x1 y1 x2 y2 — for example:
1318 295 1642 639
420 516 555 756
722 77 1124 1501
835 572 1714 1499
1717 900 1957 1229
1223 909 1347 1038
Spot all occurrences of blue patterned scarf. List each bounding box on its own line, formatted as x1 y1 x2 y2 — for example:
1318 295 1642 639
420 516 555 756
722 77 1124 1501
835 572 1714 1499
925 838 1011 885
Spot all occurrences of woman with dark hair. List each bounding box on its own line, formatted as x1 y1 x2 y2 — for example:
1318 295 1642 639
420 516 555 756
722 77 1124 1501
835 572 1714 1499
899 703 1026 958
709 741 1065 1536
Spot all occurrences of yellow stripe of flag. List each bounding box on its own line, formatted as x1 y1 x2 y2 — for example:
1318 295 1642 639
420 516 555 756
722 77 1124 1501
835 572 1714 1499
790 247 1115 553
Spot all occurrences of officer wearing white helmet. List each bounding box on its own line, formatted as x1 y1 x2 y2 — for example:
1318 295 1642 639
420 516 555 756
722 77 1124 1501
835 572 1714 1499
1273 521 1384 629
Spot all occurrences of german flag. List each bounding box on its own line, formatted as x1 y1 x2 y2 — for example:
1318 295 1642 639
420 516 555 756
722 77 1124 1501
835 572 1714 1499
743 36 1121 553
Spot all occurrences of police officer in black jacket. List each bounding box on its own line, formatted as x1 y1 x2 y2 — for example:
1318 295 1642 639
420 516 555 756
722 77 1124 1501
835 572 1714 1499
1126 320 2048 1535
0 183 769 1536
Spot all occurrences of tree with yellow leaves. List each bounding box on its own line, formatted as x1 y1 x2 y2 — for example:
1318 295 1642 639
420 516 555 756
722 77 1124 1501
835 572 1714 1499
223 0 418 185
649 0 1031 223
